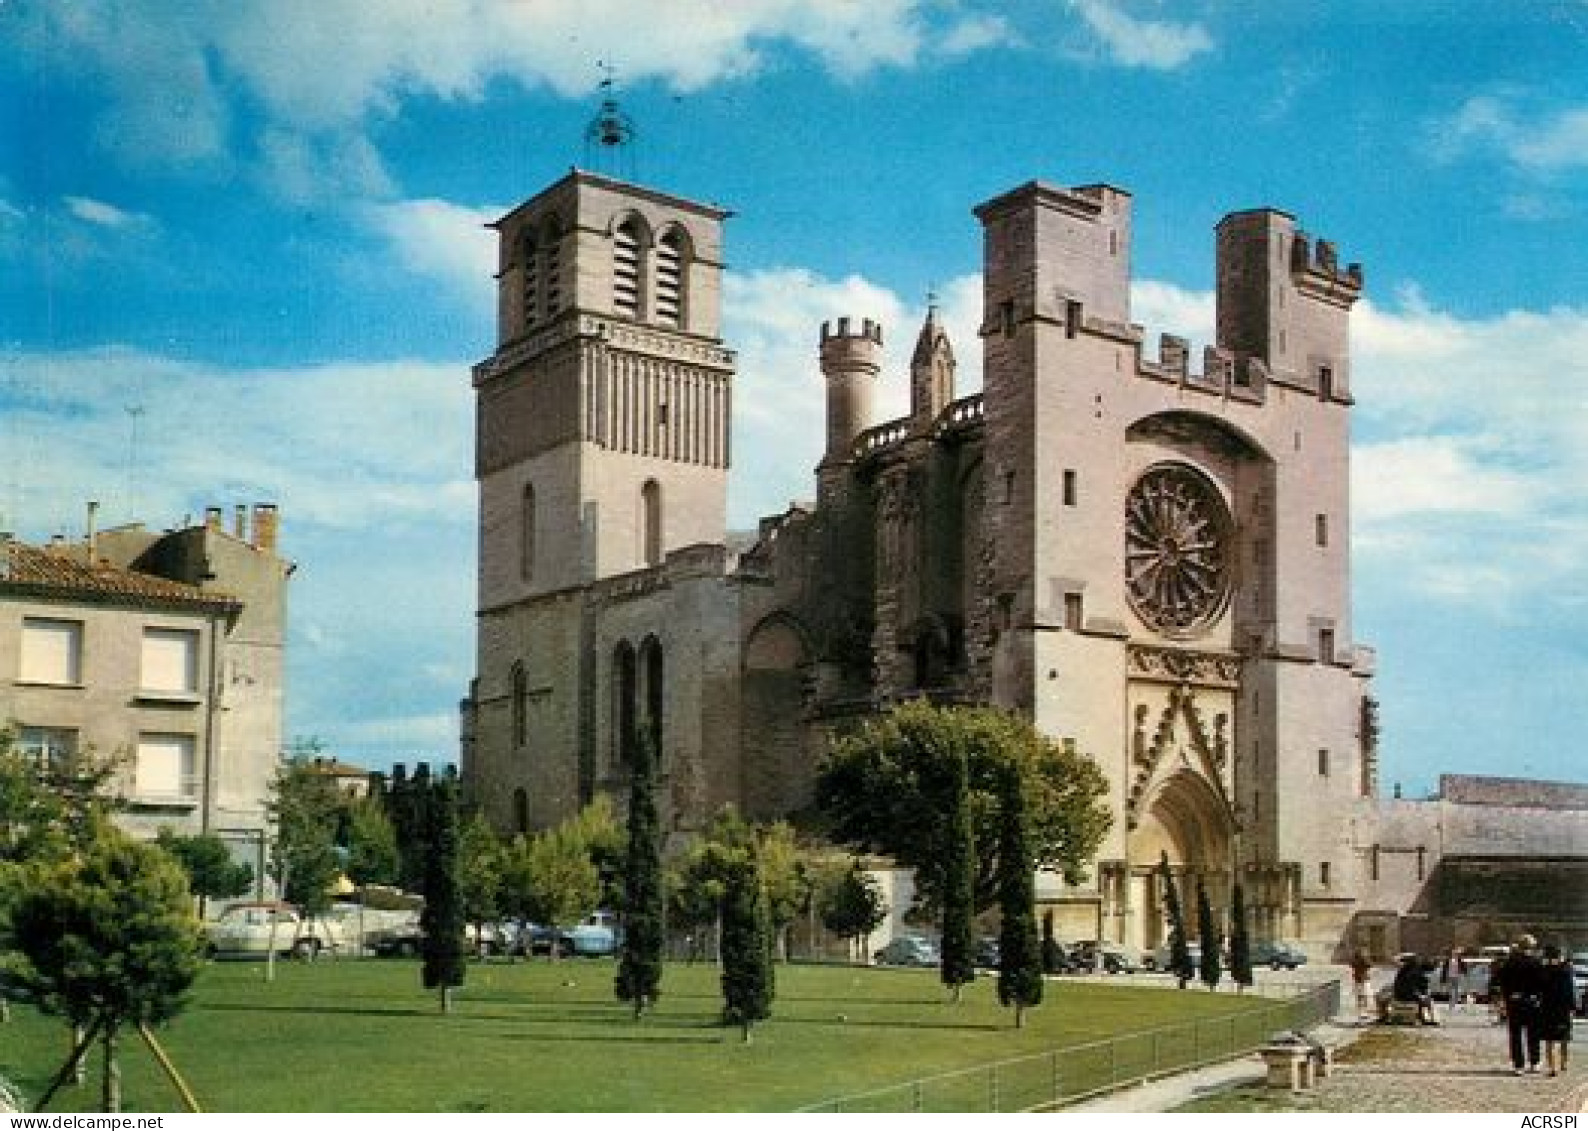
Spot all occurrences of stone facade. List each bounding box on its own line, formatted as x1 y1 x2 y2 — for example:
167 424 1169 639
1 504 289 875
462 170 1583 961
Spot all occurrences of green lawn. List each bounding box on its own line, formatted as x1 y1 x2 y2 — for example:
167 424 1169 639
0 959 1295 1112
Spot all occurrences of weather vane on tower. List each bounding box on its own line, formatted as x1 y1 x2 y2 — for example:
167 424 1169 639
584 60 638 180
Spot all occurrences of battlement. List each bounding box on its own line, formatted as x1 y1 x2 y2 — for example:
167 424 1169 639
1290 231 1365 299
820 317 884 346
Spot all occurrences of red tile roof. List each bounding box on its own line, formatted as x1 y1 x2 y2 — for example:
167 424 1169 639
0 541 240 613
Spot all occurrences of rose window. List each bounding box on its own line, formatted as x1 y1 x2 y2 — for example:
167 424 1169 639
1124 464 1233 637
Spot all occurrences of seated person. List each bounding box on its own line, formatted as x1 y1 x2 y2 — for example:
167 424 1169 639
1390 954 1437 1025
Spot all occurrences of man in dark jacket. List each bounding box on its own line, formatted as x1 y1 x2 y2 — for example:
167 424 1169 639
1492 934 1547 1074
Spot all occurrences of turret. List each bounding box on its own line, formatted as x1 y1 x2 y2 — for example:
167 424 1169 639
1216 209 1363 399
909 302 956 424
819 317 883 462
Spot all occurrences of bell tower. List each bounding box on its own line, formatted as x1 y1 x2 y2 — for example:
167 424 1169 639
473 172 735 611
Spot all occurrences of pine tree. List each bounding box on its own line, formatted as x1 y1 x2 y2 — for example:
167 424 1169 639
420 774 466 1012
1158 852 1192 989
939 746 976 1002
8 829 201 1112
616 734 664 1018
719 858 774 1042
1196 879 1222 991
1228 882 1253 992
996 765 1043 1028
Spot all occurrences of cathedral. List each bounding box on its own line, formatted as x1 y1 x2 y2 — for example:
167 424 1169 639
459 166 1576 961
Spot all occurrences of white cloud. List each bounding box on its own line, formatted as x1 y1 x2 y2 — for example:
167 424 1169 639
362 198 502 316
0 349 473 537
62 196 153 230
1434 95 1588 174
1069 0 1214 70
34 0 1007 200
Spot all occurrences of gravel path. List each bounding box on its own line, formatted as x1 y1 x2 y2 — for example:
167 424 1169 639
1157 1001 1587 1113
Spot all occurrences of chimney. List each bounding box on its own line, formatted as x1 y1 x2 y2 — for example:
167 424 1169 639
86 500 99 563
233 504 248 541
251 503 280 554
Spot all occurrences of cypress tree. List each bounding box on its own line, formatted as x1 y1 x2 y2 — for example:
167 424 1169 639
1228 882 1253 992
720 857 774 1042
616 734 664 1018
1158 852 1192 989
939 745 977 1002
1196 879 1222 991
996 765 1043 1028
420 774 466 1013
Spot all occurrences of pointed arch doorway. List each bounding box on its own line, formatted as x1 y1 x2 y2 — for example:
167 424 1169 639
1126 769 1235 955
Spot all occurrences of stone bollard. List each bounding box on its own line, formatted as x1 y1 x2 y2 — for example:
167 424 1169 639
1260 1032 1317 1090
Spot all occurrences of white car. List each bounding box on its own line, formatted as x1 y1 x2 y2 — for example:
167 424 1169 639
205 901 351 959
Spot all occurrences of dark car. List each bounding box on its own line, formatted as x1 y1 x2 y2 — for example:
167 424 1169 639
874 935 940 967
1250 940 1308 970
974 937 1001 968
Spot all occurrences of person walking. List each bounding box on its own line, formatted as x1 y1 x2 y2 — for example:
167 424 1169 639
1492 934 1547 1075
1350 949 1374 1018
1539 943 1575 1078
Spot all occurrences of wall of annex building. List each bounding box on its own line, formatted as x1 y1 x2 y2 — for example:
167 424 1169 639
586 564 741 831
473 589 587 832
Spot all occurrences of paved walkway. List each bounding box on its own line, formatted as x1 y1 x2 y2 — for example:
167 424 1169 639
1071 998 1587 1113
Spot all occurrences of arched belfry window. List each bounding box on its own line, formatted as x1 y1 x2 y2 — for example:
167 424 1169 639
613 641 638 769
521 230 540 329
655 228 686 328
614 217 642 319
641 479 662 567
510 661 527 749
639 635 664 766
520 482 536 582
542 217 564 317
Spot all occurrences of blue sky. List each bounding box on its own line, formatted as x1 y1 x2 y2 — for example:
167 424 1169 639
2 1 1585 797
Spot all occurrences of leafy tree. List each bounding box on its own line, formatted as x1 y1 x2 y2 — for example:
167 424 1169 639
996 765 1043 1028
1196 879 1221 991
344 796 399 890
1228 882 1252 992
267 759 342 923
1 743 122 865
719 858 774 1042
817 701 1111 915
754 820 812 961
939 745 976 1002
7 830 201 1112
501 806 604 942
155 829 253 917
817 861 887 962
420 775 466 1011
665 808 811 963
1158 853 1193 989
616 735 664 1017
458 812 504 954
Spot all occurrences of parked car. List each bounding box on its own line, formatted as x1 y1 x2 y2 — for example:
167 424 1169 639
1070 940 1137 973
974 937 1001 969
1569 953 1587 1017
368 921 425 957
205 901 351 959
563 911 622 956
518 923 576 958
1250 940 1308 970
874 935 941 967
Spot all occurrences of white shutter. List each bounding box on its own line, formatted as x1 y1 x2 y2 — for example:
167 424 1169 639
20 619 82 684
142 628 198 693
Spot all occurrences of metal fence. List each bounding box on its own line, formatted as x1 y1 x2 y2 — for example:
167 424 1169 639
797 978 1342 1113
